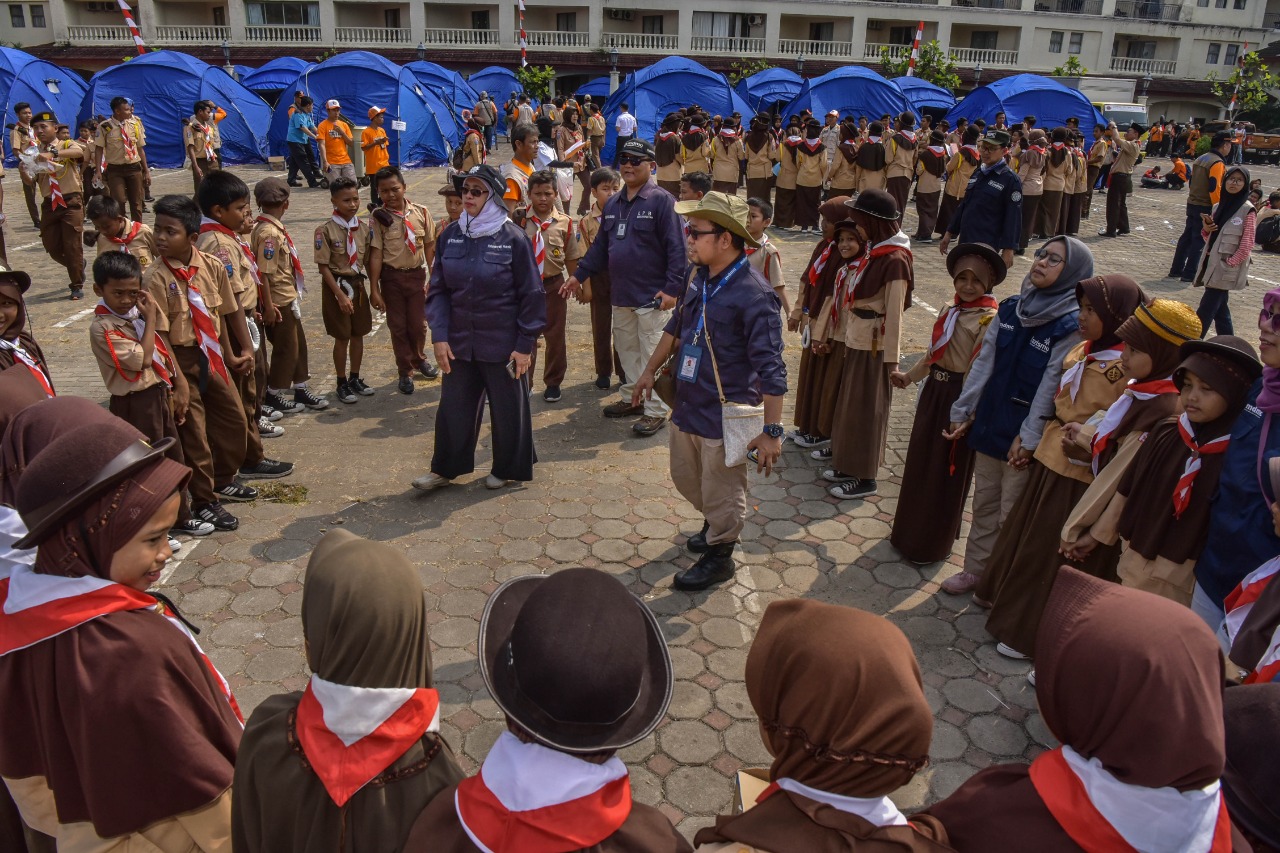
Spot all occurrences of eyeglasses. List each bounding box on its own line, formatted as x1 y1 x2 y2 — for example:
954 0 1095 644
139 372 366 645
1260 307 1280 333
1033 249 1065 266
617 155 648 166
686 228 719 240
460 187 488 197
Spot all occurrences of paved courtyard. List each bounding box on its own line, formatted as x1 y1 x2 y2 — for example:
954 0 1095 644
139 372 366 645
13 152 1280 838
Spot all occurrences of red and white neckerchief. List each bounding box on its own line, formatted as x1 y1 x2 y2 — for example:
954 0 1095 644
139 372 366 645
1089 377 1178 473
192 121 215 160
927 295 999 365
1058 342 1124 402
800 138 824 155
831 254 869 322
109 220 144 253
163 259 229 383
331 211 363 272
896 130 917 146
385 206 419 256
1224 556 1280 676
961 144 980 161
1173 412 1231 519
466 129 488 164
528 215 553 276
1029 746 1232 853
1028 145 1047 155
755 777 908 828
120 119 138 161
198 219 264 291
255 215 305 294
0 563 243 724
295 675 441 806
0 337 53 397
93 301 174 387
807 241 834 290
656 130 678 142
866 135 882 144
455 731 632 853
1243 628 1280 683
783 134 803 147
926 145 947 158
44 145 66 211
1052 142 1066 151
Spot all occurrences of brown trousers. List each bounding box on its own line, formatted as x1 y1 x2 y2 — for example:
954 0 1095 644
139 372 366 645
1064 192 1084 236
669 422 749 546
21 179 39 226
745 177 770 205
40 193 84 289
229 324 265 467
657 180 680 198
106 162 146 223
266 302 309 390
173 345 249 505
108 383 192 523
1019 194 1042 250
936 193 961 236
381 266 427 377
530 274 567 388
1038 190 1063 237
913 190 941 239
192 157 218 195
711 180 738 195
588 269 622 380
1084 166 1100 219
773 187 796 228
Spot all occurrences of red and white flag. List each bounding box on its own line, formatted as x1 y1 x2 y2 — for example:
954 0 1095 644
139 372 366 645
116 0 146 55
907 22 924 77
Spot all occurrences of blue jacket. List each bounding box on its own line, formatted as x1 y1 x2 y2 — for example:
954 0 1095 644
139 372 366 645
574 179 688 307
426 221 547 362
949 160 1023 252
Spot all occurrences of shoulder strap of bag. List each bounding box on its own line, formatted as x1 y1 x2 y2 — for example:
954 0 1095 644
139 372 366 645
703 310 727 404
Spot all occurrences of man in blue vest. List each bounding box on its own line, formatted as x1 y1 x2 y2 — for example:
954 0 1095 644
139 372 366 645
938 129 1021 268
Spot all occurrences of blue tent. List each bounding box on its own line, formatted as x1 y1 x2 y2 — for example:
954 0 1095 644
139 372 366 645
735 68 803 114
465 66 521 133
270 51 454 167
0 47 88 165
892 77 956 115
241 57 309 94
601 57 751 162
781 67 911 124
78 51 270 169
576 76 612 100
945 74 1105 129
404 61 479 135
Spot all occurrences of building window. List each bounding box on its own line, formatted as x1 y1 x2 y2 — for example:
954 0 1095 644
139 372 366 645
888 25 914 44
642 15 662 34
555 12 576 31
692 11 751 38
1234 0 1246 7
1069 32 1083 52
970 31 999 50
383 7 399 28
1206 42 1221 63
28 3 41 25
1197 0 1209 5
245 2 319 26
8 4 22 26
809 21 834 41
1126 40 1155 59
471 10 489 29
1224 43 1239 64
1049 31 1064 53
212 6 225 25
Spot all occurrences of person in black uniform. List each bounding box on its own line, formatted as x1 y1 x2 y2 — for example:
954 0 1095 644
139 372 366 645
938 129 1022 270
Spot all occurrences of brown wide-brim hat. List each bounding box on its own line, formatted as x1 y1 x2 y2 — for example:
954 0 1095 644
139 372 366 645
947 242 1007 287
675 192 761 248
479 569 673 753
0 262 32 294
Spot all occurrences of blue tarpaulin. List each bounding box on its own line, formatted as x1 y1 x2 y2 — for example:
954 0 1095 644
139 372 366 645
781 67 911 124
404 61 479 136
576 76 612 100
945 75 1106 129
892 77 956 116
78 51 270 168
601 57 751 162
0 47 87 165
465 66 521 133
735 68 803 114
269 51 454 167
241 57 310 93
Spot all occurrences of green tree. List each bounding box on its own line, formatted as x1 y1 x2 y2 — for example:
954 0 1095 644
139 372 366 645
516 65 556 102
1052 56 1088 77
728 58 772 86
880 41 961 93
1208 51 1278 116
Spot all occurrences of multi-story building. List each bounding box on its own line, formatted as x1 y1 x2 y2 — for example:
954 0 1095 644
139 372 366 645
13 0 1279 121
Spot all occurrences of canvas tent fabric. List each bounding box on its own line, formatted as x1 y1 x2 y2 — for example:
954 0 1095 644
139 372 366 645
270 51 454 167
78 51 271 169
465 66 522 133
241 57 310 93
601 56 752 162
892 76 956 115
781 67 912 125
735 68 803 114
577 77 612 100
945 74 1106 129
404 61 479 136
0 47 88 165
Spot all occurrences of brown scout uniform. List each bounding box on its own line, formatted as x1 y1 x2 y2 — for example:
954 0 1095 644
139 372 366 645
252 214 309 392
524 207 582 389
97 115 147 221
11 122 39 226
184 117 219 194
144 251 248 505
316 215 373 340
578 201 620 380
371 202 434 377
710 134 745 194
35 138 86 291
95 221 156 268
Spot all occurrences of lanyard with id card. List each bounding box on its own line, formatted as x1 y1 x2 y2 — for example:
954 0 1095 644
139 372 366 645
678 255 749 383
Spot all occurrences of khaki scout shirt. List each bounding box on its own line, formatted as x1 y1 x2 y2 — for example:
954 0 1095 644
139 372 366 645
89 308 165 396
886 132 918 180
746 236 783 289
9 123 35 159
523 208 581 279
95 221 156 268
197 228 259 312
184 118 216 161
35 140 85 198
745 138 776 180
370 202 433 270
315 217 369 278
96 117 146 166
144 250 239 346
1111 137 1140 175
578 202 603 249
251 214 300 308
710 136 744 183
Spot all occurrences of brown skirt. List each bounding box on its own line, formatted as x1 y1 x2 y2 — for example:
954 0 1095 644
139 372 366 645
978 461 1121 657
745 177 771 205
890 368 974 563
831 346 892 480
936 193 961 237
794 184 822 228
793 341 845 439
657 179 681 198
711 180 739 195
773 187 796 228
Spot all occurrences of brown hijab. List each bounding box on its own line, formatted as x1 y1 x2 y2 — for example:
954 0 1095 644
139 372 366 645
0 396 109 506
1074 274 1147 350
231 530 464 853
1221 683 1280 849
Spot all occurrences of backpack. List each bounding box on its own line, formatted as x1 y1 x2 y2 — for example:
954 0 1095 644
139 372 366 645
451 144 466 171
1257 214 1280 247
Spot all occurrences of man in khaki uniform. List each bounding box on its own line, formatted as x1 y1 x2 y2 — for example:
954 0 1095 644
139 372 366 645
522 169 582 403
32 110 86 299
96 96 150 222
11 102 40 228
1100 121 1141 239
185 100 220 195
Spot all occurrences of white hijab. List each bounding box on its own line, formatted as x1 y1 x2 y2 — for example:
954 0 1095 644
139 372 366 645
459 194 509 239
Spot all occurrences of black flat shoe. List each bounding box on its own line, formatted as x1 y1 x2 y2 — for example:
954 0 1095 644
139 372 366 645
673 542 737 591
685 521 710 554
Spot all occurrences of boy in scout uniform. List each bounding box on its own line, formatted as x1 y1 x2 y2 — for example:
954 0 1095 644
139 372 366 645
578 166 621 390
11 101 40 229
522 169 582 403
96 95 149 222
369 165 438 395
87 194 155 266
32 110 87 300
434 183 462 241
317 177 374 403
185 100 220 195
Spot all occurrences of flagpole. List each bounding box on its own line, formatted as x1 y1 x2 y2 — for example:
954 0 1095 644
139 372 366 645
518 0 528 67
116 0 146 55
907 21 924 77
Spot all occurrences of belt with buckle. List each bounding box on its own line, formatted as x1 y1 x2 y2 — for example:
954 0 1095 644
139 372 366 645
853 308 883 320
931 367 960 383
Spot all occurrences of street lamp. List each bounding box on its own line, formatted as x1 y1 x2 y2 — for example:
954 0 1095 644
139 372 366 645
609 45 620 94
1141 72 1153 99
221 40 236 80
973 63 984 88
796 53 805 75
417 42 426 61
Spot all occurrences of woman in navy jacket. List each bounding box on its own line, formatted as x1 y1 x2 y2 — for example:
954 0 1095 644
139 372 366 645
413 165 547 492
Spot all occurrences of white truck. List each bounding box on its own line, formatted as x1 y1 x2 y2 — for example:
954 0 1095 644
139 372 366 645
1051 76 1148 127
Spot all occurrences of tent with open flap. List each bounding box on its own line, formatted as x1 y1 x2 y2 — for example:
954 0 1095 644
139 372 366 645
0 47 88 165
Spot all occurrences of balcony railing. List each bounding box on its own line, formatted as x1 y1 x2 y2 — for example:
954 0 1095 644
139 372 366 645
953 0 1023 9
690 35 766 53
950 47 1020 66
1113 0 1183 19
524 29 589 48
1109 56 1177 74
423 27 499 46
601 32 678 50
152 24 230 43
335 26 412 44
1033 0 1104 12
1264 10 1280 26
779 38 855 58
66 24 130 43
244 24 321 42
865 42 911 60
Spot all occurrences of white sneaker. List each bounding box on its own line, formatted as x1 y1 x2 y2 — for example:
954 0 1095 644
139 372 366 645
168 537 182 551
411 472 452 492
485 474 512 490
996 642 1030 660
258 417 284 438
1027 668 1037 686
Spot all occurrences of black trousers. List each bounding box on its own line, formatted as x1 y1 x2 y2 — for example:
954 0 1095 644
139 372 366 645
287 141 320 186
1105 172 1132 235
1172 203 1213 278
431 359 536 482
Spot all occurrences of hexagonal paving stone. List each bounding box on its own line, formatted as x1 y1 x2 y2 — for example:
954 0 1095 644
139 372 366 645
664 766 733 814
658 720 722 764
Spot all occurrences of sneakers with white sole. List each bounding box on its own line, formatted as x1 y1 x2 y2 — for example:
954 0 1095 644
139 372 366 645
829 478 877 499
293 385 329 410
171 518 215 537
485 474 511 489
822 468 856 483
263 391 303 415
996 642 1030 660
411 472 452 491
258 417 284 438
811 447 834 461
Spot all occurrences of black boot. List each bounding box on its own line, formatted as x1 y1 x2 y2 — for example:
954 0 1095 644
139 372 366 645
685 521 711 554
673 542 737 591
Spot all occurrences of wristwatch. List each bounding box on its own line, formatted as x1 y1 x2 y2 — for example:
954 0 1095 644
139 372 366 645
763 423 784 439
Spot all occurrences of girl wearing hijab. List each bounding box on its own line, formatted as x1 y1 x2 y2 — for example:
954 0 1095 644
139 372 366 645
0 411 242 850
744 114 777 204
924 567 1250 851
681 117 712 178
794 120 827 235
460 113 486 173
693 599 951 852
0 265 53 395
825 121 859 200
232 529 464 853
655 114 684 198
939 237 1091 597
1221 684 1280 850
1039 127 1070 238
556 106 590 215
977 274 1145 659
415 165 546 493
1016 130 1047 255
773 119 802 229
1224 458 1280 684
1196 165 1255 335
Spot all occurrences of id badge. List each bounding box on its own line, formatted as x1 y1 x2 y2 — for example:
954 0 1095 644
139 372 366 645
615 222 627 239
800 324 812 348
677 343 702 383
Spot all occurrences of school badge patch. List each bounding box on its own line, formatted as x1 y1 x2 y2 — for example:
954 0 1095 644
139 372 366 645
315 232 325 250
1105 364 1125 382
1011 191 1022 203
263 238 276 260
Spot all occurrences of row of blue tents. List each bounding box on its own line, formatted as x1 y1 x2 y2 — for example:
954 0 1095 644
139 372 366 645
0 45 1107 171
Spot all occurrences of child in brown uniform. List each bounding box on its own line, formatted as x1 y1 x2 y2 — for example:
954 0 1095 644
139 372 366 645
680 118 712 177
1039 127 1070 237
890 243 1002 563
825 122 859 199
855 121 889 195
88 195 155 266
522 169 582 403
433 183 462 241
654 114 684 198
913 131 947 243
1017 130 1047 254
793 120 827 235
578 167 622 390
31 110 86 299
936 126 980 238
369 165 437 395
885 112 918 219
772 120 801 230
710 119 744 195
0 264 53 393
743 114 776 204
316 178 374 404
